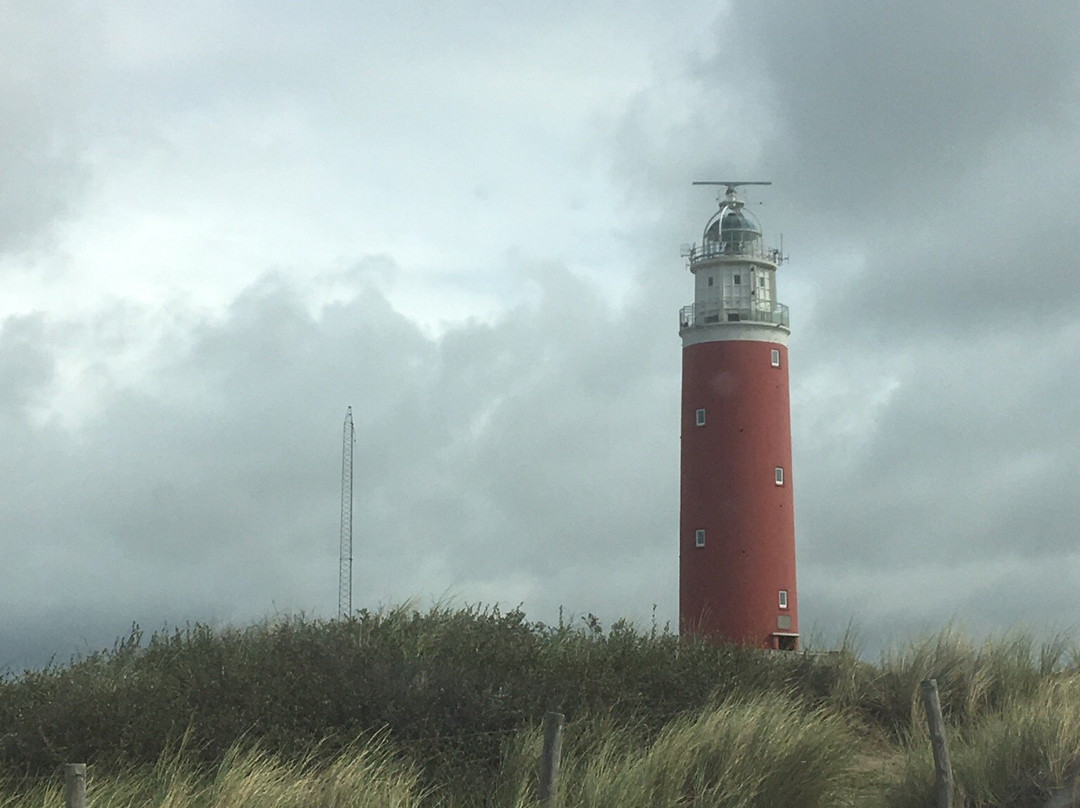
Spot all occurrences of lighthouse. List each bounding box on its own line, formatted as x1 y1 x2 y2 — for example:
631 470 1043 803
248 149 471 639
678 182 799 650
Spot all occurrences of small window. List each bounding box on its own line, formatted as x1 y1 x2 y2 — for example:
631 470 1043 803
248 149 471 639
779 590 789 609
775 467 784 486
758 276 765 287
694 529 706 548
770 349 781 367
707 276 714 287
733 274 741 285
695 408 706 426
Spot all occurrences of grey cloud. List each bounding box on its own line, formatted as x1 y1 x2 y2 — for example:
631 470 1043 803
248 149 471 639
718 0 1080 221
800 550 1080 657
5 0 1080 674
0 316 55 415
0 3 98 254
0 264 680 671
604 0 1080 647
795 318 1080 567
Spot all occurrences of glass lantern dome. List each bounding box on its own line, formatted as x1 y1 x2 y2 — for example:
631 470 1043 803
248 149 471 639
702 201 763 256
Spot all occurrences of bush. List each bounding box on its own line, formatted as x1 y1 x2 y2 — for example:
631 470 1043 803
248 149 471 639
0 606 806 790
2 607 1077 808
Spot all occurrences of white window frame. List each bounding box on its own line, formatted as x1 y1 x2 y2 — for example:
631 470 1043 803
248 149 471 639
694 529 706 548
775 467 784 486
695 408 706 427
770 349 781 368
779 590 789 609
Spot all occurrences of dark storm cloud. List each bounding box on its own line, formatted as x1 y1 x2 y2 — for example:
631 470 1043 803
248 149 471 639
796 326 1080 568
603 0 1080 649
719 0 1080 219
712 0 1080 336
641 0 1080 644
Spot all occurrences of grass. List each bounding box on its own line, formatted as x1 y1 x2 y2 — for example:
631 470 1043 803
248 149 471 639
562 692 866 808
886 677 1080 808
862 626 1078 739
0 738 425 808
2 607 1079 808
0 697 866 808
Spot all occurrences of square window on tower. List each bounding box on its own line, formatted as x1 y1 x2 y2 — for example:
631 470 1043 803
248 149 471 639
695 408 706 426
707 276 714 287
733 274 741 285
770 349 781 367
694 529 706 548
775 467 785 486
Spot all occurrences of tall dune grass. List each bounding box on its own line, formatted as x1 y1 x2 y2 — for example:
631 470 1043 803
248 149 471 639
863 627 1077 737
499 692 869 808
886 675 1080 808
3 610 1079 808
0 738 424 808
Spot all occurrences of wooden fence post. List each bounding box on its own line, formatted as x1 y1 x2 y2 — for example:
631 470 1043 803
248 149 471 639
1041 778 1079 808
920 679 954 808
539 711 565 808
64 764 86 808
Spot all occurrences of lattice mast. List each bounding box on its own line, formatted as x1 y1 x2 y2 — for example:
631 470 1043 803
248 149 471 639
338 407 355 618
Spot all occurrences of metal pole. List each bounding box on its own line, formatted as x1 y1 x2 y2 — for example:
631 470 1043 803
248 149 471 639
338 407 354 618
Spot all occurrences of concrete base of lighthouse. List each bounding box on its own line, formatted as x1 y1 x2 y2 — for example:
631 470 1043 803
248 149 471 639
679 327 799 649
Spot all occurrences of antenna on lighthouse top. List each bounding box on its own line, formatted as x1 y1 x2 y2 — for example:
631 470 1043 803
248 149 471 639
693 180 771 201
692 181 772 189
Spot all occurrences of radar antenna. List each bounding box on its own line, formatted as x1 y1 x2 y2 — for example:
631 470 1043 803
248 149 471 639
692 180 772 197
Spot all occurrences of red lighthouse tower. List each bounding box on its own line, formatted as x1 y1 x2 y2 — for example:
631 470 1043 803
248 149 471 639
678 181 798 650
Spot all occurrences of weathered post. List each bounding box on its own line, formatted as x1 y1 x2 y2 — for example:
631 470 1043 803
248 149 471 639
920 679 954 808
64 764 86 808
1042 778 1079 808
539 711 565 808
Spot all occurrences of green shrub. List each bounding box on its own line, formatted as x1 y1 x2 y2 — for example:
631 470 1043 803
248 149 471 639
0 605 808 785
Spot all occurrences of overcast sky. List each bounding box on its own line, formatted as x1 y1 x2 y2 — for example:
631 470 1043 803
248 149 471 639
3 0 1080 670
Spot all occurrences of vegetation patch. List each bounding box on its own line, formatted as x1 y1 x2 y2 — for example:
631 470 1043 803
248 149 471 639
1 607 1078 808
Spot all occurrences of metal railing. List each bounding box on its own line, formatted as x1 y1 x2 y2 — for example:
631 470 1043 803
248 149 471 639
679 302 790 329
687 240 782 264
